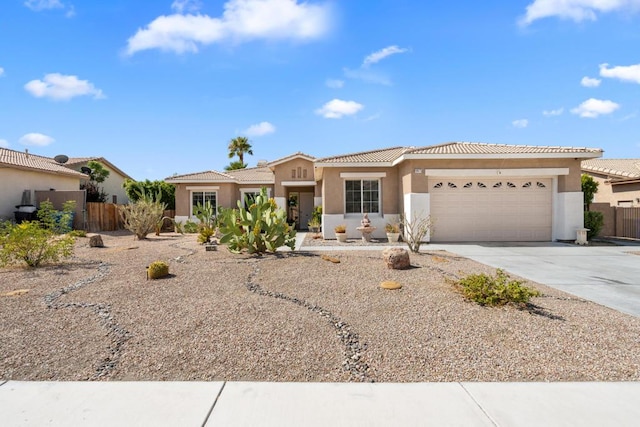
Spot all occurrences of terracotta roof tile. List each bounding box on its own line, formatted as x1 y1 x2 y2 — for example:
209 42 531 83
225 166 274 183
408 142 603 155
582 159 640 179
0 148 87 178
165 170 236 182
316 146 406 164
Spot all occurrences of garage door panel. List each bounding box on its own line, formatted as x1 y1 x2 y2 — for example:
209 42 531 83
429 178 552 242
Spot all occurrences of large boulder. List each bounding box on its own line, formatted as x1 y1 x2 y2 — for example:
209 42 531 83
382 247 410 270
89 234 104 248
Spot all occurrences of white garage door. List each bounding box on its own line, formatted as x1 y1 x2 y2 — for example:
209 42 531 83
429 177 552 242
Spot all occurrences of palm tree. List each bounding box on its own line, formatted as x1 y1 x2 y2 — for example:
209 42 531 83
228 136 253 166
224 160 248 171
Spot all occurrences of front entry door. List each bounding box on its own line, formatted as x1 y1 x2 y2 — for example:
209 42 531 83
299 192 314 230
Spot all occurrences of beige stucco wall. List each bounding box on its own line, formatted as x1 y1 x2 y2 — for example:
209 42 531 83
173 183 276 217
70 161 130 204
0 168 80 220
321 167 399 215
586 172 640 207
272 159 316 198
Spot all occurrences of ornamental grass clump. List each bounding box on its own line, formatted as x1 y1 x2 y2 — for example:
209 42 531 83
118 187 166 240
457 269 541 307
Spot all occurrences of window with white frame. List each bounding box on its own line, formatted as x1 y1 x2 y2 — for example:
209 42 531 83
345 179 380 214
240 188 270 209
191 191 217 216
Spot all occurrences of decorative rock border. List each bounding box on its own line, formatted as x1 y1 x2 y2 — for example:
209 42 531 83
44 260 130 380
244 259 373 382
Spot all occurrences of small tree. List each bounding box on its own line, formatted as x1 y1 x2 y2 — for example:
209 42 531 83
581 174 599 211
82 160 110 203
399 212 434 253
118 187 166 240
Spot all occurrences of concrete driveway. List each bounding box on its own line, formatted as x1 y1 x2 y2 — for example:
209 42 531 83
429 242 640 318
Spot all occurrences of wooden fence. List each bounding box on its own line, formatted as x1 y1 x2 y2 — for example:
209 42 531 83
86 203 176 232
86 203 123 232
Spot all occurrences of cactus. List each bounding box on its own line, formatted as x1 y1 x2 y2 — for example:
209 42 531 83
218 188 296 254
147 261 169 280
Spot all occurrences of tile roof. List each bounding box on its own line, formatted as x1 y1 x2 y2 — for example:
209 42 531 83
165 170 236 182
65 157 133 180
268 152 316 166
0 148 87 178
315 146 407 164
582 159 640 179
408 142 603 155
225 166 275 183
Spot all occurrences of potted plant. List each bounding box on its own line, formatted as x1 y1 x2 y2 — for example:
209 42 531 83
334 224 347 242
385 222 401 242
308 217 321 233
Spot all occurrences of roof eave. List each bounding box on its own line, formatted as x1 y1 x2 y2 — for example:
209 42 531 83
401 152 603 160
313 161 395 168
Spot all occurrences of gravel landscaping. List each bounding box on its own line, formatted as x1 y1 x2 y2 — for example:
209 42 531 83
1 231 640 382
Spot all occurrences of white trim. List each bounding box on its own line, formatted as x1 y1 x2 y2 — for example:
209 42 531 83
186 185 220 190
424 168 569 177
189 189 218 218
280 180 316 187
340 172 387 178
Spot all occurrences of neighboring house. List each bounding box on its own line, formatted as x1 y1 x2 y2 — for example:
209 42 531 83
581 159 640 207
166 143 602 242
0 147 87 221
63 157 133 204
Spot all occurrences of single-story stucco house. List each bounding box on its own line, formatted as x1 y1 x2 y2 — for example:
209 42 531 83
166 142 603 242
0 148 88 221
63 157 133 205
582 159 640 208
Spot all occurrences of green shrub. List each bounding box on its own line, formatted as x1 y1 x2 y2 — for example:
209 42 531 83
118 190 166 240
37 200 76 234
0 221 75 268
147 260 169 279
584 211 604 240
218 187 296 254
457 269 541 306
68 229 87 238
183 220 199 234
197 226 216 244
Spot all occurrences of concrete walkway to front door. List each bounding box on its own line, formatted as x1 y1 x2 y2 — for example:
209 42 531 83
429 242 640 318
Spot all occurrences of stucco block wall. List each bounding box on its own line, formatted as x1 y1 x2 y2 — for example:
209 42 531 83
0 169 79 220
554 191 584 240
585 172 640 207
273 159 315 198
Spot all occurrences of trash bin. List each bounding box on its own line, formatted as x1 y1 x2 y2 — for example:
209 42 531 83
14 205 38 223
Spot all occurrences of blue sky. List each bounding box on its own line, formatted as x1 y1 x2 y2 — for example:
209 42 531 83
1 0 640 181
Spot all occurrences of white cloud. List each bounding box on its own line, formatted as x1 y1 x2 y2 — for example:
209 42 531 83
581 76 601 87
315 99 364 119
571 98 620 118
19 133 55 147
343 67 391 85
362 45 409 68
512 119 529 128
126 0 332 55
0 139 9 148
325 78 344 89
543 107 564 116
519 0 640 26
599 63 640 84
243 121 276 136
362 113 381 122
171 0 202 13
24 0 64 11
0 67 4 77
24 73 105 101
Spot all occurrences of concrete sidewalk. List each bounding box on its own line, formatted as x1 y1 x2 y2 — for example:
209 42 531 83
2 380 640 426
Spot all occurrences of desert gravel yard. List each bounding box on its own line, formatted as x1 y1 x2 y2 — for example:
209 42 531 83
1 232 640 383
